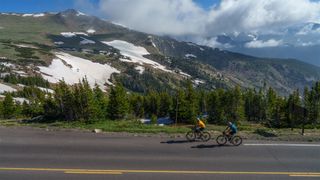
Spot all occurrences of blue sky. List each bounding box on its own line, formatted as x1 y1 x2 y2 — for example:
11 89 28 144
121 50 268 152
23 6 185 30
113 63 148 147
1 0 319 38
0 0 220 13
0 0 74 13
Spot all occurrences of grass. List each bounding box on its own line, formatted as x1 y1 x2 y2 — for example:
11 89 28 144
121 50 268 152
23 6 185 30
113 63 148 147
49 120 191 134
0 119 319 141
0 119 191 134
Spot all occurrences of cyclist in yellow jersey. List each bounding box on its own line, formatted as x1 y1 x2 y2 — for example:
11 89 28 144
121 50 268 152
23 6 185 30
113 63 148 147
196 117 206 132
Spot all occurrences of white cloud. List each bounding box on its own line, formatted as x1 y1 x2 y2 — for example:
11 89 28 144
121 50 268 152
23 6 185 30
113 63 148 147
97 0 206 36
245 39 283 48
205 0 320 35
77 0 320 39
301 42 314 46
297 23 320 35
201 37 234 48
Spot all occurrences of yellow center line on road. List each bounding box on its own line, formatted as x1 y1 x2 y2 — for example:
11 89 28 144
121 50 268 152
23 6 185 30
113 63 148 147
290 174 320 177
65 171 123 175
0 167 320 176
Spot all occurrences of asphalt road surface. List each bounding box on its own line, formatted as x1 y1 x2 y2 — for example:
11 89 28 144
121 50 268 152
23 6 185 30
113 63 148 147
0 126 319 180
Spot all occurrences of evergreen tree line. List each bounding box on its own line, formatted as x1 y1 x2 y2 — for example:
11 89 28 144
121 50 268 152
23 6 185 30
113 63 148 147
1 78 320 129
3 74 50 88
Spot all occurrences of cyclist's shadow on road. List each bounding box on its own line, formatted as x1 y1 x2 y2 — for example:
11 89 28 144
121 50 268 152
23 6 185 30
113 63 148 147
160 140 193 144
191 144 232 149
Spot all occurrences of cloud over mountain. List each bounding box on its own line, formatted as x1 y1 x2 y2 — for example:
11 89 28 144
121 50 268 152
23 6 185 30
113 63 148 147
77 0 320 37
245 39 283 48
74 0 320 65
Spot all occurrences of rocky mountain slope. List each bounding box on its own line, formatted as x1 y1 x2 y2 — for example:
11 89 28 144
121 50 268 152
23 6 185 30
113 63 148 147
0 9 319 96
203 22 320 67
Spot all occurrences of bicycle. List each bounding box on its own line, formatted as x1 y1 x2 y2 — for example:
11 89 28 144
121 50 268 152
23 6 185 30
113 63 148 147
186 127 211 142
216 131 242 146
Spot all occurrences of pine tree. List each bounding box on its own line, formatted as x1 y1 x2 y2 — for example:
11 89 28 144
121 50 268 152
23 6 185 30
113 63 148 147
107 84 129 120
286 89 301 129
54 80 75 121
198 90 207 115
266 87 277 125
93 84 108 120
224 86 244 122
42 94 60 120
273 96 286 128
2 93 16 119
184 81 198 123
303 87 311 126
78 78 96 121
312 82 320 125
144 91 160 117
170 89 188 123
244 89 254 121
207 90 224 124
0 101 3 118
158 92 172 117
129 93 144 118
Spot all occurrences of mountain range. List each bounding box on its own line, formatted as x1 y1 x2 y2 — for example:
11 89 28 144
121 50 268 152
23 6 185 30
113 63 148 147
198 22 320 67
0 9 319 96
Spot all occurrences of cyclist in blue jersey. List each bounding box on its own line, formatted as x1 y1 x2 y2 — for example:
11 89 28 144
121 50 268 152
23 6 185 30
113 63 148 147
225 121 237 138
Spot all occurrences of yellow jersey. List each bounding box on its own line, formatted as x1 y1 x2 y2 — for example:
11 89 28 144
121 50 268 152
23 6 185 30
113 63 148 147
197 120 206 128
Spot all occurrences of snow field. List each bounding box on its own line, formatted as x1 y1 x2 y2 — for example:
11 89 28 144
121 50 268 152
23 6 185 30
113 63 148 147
38 52 120 90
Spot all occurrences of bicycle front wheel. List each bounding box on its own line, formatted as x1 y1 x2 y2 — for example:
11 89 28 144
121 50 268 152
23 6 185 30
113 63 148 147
200 132 211 142
216 135 227 145
231 136 242 146
186 131 196 141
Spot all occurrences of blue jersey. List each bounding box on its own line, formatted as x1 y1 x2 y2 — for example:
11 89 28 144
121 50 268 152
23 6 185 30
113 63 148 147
229 124 237 133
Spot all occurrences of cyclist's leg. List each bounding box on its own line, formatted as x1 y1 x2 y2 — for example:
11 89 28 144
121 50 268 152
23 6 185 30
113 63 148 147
229 131 236 139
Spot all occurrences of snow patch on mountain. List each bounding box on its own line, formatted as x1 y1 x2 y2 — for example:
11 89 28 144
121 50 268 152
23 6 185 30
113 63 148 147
15 44 37 49
102 40 172 72
22 13 45 17
0 83 16 93
1 13 21 16
0 94 29 104
54 41 64 45
61 32 76 38
185 54 197 58
135 66 145 74
74 32 88 36
187 42 205 51
13 97 29 104
111 22 128 28
37 87 54 94
76 11 87 16
193 79 205 85
174 69 191 78
151 42 157 48
80 37 95 45
87 29 96 34
38 52 120 90
61 32 88 38
17 84 54 93
13 70 28 77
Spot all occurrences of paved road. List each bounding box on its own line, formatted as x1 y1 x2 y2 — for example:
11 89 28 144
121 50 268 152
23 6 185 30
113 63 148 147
0 126 319 180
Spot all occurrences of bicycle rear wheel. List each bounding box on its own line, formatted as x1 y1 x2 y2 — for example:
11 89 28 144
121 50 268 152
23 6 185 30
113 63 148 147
200 132 211 142
231 136 242 146
186 131 196 141
216 135 227 145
